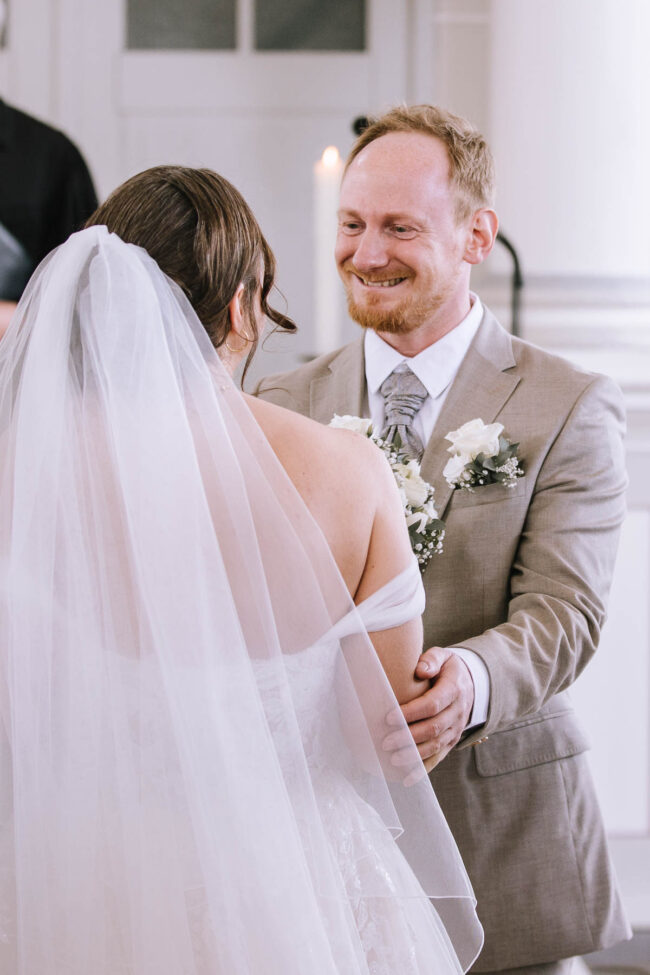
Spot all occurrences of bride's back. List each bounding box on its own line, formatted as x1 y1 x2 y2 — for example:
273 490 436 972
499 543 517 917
245 393 409 602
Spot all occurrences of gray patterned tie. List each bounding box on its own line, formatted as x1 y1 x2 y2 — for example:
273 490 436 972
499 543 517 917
379 366 428 461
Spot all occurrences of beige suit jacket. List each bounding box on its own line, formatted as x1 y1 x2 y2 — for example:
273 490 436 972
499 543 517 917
254 307 631 970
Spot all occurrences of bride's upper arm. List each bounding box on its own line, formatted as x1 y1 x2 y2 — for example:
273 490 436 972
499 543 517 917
353 441 415 606
352 442 426 705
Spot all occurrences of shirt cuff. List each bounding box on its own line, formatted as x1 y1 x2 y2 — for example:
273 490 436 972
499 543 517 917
451 647 490 730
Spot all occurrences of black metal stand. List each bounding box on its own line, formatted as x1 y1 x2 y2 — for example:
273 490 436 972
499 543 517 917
495 231 524 338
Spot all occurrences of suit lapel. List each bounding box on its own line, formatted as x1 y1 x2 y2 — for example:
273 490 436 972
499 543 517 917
309 338 366 425
420 311 520 518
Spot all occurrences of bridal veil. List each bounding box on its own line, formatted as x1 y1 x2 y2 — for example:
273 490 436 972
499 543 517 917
0 227 482 973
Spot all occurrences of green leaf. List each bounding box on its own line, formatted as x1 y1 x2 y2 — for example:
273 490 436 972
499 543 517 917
478 452 497 472
498 435 510 454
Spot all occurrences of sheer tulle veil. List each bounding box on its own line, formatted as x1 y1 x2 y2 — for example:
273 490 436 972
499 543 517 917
0 227 482 973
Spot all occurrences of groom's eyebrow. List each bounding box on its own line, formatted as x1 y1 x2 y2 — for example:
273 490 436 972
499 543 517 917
383 212 421 223
337 207 421 223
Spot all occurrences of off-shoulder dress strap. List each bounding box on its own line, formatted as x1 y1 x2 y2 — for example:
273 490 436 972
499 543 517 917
355 557 425 633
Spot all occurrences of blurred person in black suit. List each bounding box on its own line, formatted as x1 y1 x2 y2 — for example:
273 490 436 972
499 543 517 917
0 96 98 336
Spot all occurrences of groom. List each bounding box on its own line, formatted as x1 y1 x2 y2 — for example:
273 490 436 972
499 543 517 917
255 105 631 972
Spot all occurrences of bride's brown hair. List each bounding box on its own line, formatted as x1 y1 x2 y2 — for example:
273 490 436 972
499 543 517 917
86 165 296 383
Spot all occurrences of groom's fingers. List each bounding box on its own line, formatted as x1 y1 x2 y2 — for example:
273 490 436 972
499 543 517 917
418 725 456 760
385 706 455 768
425 656 475 754
392 653 475 768
399 678 456 728
383 648 475 773
423 745 452 774
383 695 453 743
384 715 458 780
394 703 455 749
414 646 452 680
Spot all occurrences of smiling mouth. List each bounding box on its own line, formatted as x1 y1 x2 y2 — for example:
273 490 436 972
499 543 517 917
353 273 408 288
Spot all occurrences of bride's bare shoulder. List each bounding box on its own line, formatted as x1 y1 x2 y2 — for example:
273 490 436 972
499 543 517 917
244 394 385 481
243 394 410 598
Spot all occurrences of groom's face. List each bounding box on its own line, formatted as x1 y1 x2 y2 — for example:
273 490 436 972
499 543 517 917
335 132 470 336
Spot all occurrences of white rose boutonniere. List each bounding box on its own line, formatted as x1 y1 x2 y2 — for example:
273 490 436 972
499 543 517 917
444 418 524 492
330 415 444 570
328 414 374 436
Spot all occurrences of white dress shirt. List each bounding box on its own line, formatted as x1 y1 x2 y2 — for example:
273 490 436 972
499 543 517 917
363 295 490 731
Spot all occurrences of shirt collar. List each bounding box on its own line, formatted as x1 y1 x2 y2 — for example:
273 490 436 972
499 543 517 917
364 294 484 400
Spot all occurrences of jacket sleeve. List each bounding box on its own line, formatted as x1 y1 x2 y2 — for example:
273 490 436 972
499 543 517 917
458 374 627 737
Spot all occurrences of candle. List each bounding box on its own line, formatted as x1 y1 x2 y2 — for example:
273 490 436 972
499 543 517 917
313 145 343 356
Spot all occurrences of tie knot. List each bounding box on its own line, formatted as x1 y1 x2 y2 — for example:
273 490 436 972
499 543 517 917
379 367 428 426
378 367 428 461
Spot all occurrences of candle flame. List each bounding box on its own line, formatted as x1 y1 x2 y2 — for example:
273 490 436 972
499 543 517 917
321 146 341 168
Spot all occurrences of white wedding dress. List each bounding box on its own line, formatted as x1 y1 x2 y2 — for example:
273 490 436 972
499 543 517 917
0 227 482 974
269 559 464 975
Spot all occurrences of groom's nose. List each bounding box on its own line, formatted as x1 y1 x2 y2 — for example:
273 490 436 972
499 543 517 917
347 229 391 271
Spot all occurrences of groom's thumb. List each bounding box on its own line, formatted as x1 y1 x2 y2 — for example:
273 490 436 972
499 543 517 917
415 647 451 679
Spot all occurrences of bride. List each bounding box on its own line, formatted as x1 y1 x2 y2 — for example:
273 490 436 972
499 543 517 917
0 166 482 974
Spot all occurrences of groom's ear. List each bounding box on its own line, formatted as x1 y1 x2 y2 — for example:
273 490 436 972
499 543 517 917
227 282 246 332
463 208 498 266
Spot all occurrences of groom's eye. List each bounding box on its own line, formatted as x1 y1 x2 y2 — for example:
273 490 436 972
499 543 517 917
340 221 363 235
390 225 416 238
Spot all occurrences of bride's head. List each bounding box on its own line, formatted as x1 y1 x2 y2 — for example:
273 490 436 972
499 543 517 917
86 166 295 380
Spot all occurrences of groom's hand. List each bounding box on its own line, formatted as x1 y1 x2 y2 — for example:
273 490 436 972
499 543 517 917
399 648 474 772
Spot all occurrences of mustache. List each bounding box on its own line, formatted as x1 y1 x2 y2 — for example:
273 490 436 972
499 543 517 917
340 261 413 282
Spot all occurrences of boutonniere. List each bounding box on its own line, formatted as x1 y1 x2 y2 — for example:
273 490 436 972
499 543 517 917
329 415 445 570
443 418 524 492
